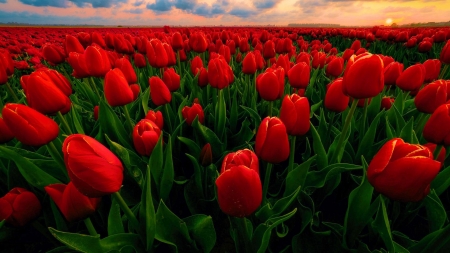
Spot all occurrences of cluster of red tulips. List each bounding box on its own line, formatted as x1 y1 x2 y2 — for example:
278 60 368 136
1 25 450 252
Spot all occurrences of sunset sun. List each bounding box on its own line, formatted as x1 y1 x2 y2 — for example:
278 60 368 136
385 18 393 25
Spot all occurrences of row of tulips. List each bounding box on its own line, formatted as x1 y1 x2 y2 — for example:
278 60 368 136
1 26 450 252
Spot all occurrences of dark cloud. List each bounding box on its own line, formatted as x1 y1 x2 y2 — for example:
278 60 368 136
0 10 106 24
19 0 127 8
126 8 144 14
228 7 258 18
173 0 197 11
0 0 6 3
192 2 226 17
19 0 70 8
147 0 173 12
254 0 281 9
133 0 144 6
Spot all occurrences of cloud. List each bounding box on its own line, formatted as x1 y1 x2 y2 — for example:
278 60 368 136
173 0 197 11
254 0 281 9
19 0 70 8
0 0 6 3
147 0 173 12
126 8 144 14
19 0 128 8
192 2 226 17
0 10 105 24
133 0 144 6
228 7 258 18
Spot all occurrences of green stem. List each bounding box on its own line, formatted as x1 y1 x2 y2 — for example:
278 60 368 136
288 136 296 172
112 191 140 230
83 218 98 236
268 100 273 117
123 105 135 131
89 77 101 102
263 163 273 204
46 141 69 182
235 217 252 253
439 64 449 79
325 112 336 149
253 72 257 111
433 144 444 161
164 103 173 132
330 99 358 164
5 82 19 103
57 111 73 135
177 50 182 77
359 99 369 145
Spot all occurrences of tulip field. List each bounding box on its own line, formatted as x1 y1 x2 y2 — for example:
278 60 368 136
2 26 450 252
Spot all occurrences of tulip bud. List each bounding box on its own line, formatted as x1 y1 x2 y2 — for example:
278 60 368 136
287 62 310 89
208 57 232 90
2 103 59 146
93 105 99 121
255 117 290 164
256 67 284 101
263 40 276 60
145 110 164 130
0 117 14 143
200 143 213 166
42 43 65 65
85 44 111 78
423 143 446 165
133 119 162 156
0 187 41 226
423 104 450 145
197 67 209 87
149 76 172 106
380 97 395 110
191 56 203 76
414 80 447 114
182 101 205 125
325 78 349 113
189 32 208 53
67 52 90 79
440 39 450 64
115 58 137 84
325 57 344 78
279 94 310 136
104 69 135 107
163 68 180 92
384 62 404 86
367 138 441 202
133 53 147 68
63 134 124 197
65 35 84 56
423 59 441 83
172 32 184 51
45 182 101 222
242 52 257 75
396 63 426 91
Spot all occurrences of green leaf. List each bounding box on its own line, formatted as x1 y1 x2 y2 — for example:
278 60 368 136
252 208 297 253
240 105 261 129
192 117 225 157
399 118 415 143
100 233 143 253
149 134 164 194
385 117 395 139
310 123 328 170
284 155 316 197
185 154 203 198
141 87 150 115
367 93 382 122
108 198 125 236
230 119 255 148
160 135 174 202
183 215 216 253
99 100 132 149
139 165 156 251
215 89 227 140
70 104 85 134
431 165 450 196
355 109 384 163
424 189 447 233
343 157 374 248
49 227 103 253
0 146 60 190
310 100 323 119
408 223 450 253
178 137 201 159
256 186 301 222
371 196 395 253
304 163 361 189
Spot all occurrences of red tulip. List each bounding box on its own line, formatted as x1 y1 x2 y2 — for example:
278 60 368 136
68 52 90 79
133 119 162 156
91 32 106 48
200 143 213 166
93 105 99 121
42 43 65 65
147 40 168 68
418 40 432 53
189 32 208 53
324 78 349 112
145 110 164 130
0 117 14 143
216 149 262 217
163 68 180 92
423 143 446 165
423 103 450 145
149 76 171 106
287 62 310 89
342 54 384 99
182 101 205 125
65 35 84 56
45 182 100 222
342 49 354 62
104 69 134 107
208 57 232 90
440 39 450 64
325 57 344 78
263 40 276 60
384 62 404 86
423 59 441 83
255 117 290 164
63 134 124 197
242 52 257 75
172 32 184 51
280 94 310 136
256 67 284 101
396 63 426 91
367 138 440 202
380 97 395 110
191 56 203 76
85 44 111 77
115 57 137 84
414 80 447 114
2 103 59 146
0 187 41 226
133 53 147 68
197 67 209 87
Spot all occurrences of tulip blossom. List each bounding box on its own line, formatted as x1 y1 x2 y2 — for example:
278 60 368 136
255 117 290 164
133 119 162 156
423 104 450 146
149 76 172 106
104 68 135 107
182 101 205 125
396 64 426 92
0 188 41 226
279 94 310 136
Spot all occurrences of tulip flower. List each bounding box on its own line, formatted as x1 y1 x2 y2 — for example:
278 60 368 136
67 52 90 79
191 56 203 76
189 32 208 53
133 53 147 68
0 117 14 143
163 68 180 92
279 94 310 136
115 58 137 84
312 52 326 69
384 62 404 86
287 62 310 89
197 67 209 87
242 52 256 75
200 143 213 166
414 80 447 114
342 54 384 99
0 187 41 227
2 103 59 146
104 68 134 107
64 35 84 56
325 57 344 78
172 32 184 51
42 43 65 65
396 63 426 92
424 143 446 165
147 40 168 68
263 40 275 60
367 138 441 202
325 78 349 113
182 101 205 125
440 39 450 64
380 97 395 110
423 104 450 146
296 52 310 65
216 149 262 217
91 31 106 48
255 117 290 164
144 110 163 130
93 105 99 121
418 41 432 53
45 182 101 222
149 76 171 106
62 134 124 197
208 57 232 90
84 44 111 78
132 119 162 156
256 67 285 102
423 59 441 83
342 49 354 62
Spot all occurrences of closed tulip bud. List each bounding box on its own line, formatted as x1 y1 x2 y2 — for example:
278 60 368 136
296 52 311 65
381 55 395 67
423 143 446 165
276 54 290 72
45 182 100 222
423 104 450 145
280 94 310 136
342 54 384 99
200 143 213 166
172 32 184 51
256 68 283 101
405 38 417 48
263 40 276 60
133 53 147 68
189 32 208 53
145 110 164 130
163 68 180 92
133 119 162 156
242 52 257 75
104 69 134 107
312 52 326 69
367 138 441 202
255 117 290 164
191 56 203 76
325 78 349 112
40 68 72 96
0 117 14 143
239 37 250 53
147 40 168 68
350 40 361 51
381 97 395 110
0 49 14 79
42 43 65 65
326 57 344 78
440 40 450 64
63 134 124 197
85 44 111 77
418 41 432 53
130 84 140 101
384 62 404 86
163 43 177 67
414 80 447 114
93 105 99 121
197 67 209 87
342 49 354 61
208 57 232 90
149 76 171 106
67 52 90 79
423 59 441 83
216 149 262 217
115 58 137 84
91 31 106 48
182 101 205 125
2 103 59 146
65 35 84 56
0 187 41 226
396 63 426 91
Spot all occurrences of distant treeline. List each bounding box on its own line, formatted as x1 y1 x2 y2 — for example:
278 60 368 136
288 23 341 27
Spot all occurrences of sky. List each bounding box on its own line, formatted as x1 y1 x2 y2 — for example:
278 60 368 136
0 0 449 26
